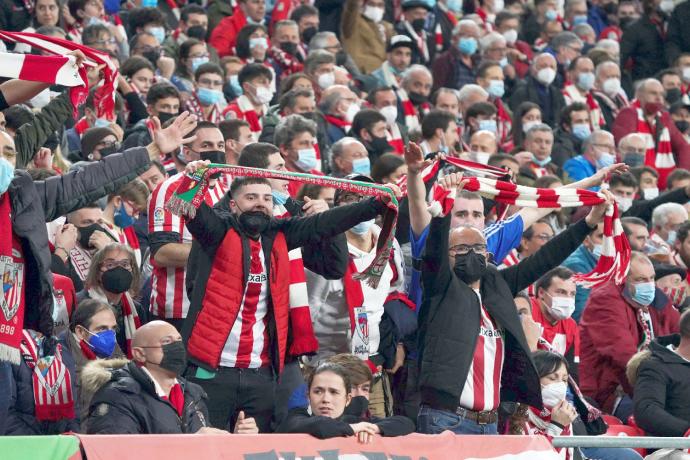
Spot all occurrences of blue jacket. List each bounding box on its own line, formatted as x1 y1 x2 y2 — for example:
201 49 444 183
562 244 597 322
563 155 597 187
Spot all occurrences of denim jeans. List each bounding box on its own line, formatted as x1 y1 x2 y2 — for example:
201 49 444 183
417 405 498 435
581 447 643 460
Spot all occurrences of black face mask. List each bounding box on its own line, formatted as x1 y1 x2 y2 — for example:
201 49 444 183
186 25 207 41
101 267 133 294
157 111 177 125
156 341 187 376
411 18 426 32
369 134 393 155
142 49 160 67
408 91 428 106
453 250 487 284
239 210 271 236
300 111 316 121
78 223 104 249
280 41 299 57
302 26 318 45
619 16 635 30
98 142 120 158
666 87 682 105
622 152 645 167
335 49 348 66
200 150 226 179
676 120 690 134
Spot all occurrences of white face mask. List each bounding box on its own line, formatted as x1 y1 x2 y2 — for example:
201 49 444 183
683 67 690 83
472 151 491 165
536 67 557 86
502 29 518 45
317 72 335 90
547 295 576 321
616 196 633 212
541 381 568 409
380 105 398 126
602 77 621 97
642 187 659 200
345 102 360 123
254 85 274 105
363 5 384 23
522 120 541 133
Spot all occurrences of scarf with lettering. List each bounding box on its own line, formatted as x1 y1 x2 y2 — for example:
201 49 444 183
166 165 399 288
20 330 75 422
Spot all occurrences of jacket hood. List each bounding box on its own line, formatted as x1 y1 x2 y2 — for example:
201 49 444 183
81 358 129 394
650 334 686 364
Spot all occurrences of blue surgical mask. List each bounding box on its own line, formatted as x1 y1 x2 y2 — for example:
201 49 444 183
296 148 318 171
447 0 462 13
113 202 136 229
487 80 505 98
457 37 478 55
572 123 591 140
249 37 268 49
272 189 289 206
499 57 509 68
0 157 14 194
350 219 374 235
141 0 157 7
352 157 371 175
94 118 111 128
631 281 656 306
478 119 497 134
577 72 595 91
592 243 602 259
545 9 558 21
533 155 552 166
229 74 243 96
86 329 117 358
595 153 615 170
197 87 224 106
147 26 165 44
572 14 588 25
191 56 209 73
667 230 677 246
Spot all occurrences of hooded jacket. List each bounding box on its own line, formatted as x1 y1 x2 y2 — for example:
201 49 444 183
633 334 690 437
580 282 680 413
84 360 209 434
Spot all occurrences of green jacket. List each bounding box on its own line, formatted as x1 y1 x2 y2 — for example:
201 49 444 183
16 91 73 169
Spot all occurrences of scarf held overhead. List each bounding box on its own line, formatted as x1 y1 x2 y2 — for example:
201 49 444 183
165 164 399 288
420 157 630 288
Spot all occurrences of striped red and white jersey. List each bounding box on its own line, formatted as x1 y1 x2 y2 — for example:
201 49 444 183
148 173 227 319
459 293 505 412
220 238 271 368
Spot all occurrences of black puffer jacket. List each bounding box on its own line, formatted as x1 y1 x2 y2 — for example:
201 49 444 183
633 335 690 437
417 212 594 412
9 148 152 337
85 360 209 434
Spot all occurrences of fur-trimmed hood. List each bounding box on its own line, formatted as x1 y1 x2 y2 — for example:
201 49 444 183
81 358 129 395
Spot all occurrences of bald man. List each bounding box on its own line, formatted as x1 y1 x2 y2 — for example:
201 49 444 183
612 78 690 189
405 145 611 435
468 130 497 165
85 321 259 434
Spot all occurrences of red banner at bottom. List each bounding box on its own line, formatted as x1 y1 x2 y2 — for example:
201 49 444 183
74 432 559 460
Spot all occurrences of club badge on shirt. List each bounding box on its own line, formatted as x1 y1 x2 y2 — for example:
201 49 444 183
1 252 23 322
352 306 370 360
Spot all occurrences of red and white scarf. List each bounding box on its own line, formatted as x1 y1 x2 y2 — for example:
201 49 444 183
634 102 675 189
19 330 75 422
0 193 23 364
267 46 304 76
324 114 351 135
185 92 224 125
274 204 319 356
401 21 429 63
0 30 118 120
417 157 630 288
591 88 629 122
88 288 141 358
562 83 604 128
494 97 512 145
397 88 430 132
386 123 404 154
227 95 263 137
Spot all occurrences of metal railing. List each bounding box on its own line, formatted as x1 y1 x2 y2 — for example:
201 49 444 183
552 436 690 449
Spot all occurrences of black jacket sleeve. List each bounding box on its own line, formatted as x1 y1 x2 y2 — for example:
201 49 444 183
37 147 152 222
369 415 416 437
123 92 149 126
421 213 452 293
281 197 386 250
180 201 229 248
501 218 592 296
276 407 355 439
624 186 690 223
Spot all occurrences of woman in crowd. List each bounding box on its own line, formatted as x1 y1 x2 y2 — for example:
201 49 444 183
235 24 270 65
14 0 61 53
119 56 156 126
506 102 542 153
371 153 406 185
277 362 415 442
174 38 210 95
100 179 149 267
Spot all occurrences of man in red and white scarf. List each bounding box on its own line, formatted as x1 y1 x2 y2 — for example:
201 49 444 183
612 79 690 189
184 64 225 125
267 20 305 84
369 86 407 154
321 85 361 144
395 64 432 132
223 63 274 138
562 56 604 129
591 61 629 131
394 1 433 66
371 35 413 90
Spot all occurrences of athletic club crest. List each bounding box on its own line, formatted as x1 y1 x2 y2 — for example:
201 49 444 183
1 253 23 322
351 306 370 360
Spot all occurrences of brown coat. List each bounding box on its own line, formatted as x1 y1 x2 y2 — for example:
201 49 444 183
341 0 393 74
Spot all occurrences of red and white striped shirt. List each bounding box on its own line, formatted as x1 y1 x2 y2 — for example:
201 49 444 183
220 238 271 368
148 173 226 319
459 293 505 412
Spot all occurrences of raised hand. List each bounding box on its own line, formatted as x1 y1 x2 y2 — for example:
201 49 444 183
404 142 431 174
586 189 615 228
152 111 198 154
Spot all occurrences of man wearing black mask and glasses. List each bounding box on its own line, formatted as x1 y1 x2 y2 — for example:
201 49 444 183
85 320 258 434
180 160 399 433
405 145 612 435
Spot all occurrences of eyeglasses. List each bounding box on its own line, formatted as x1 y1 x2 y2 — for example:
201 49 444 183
593 143 615 153
621 148 646 155
86 38 116 46
102 259 132 271
198 77 223 87
449 244 487 256
531 233 553 242
338 194 365 205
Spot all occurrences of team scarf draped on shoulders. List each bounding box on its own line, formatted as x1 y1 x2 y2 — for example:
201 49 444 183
166 164 400 288
0 30 117 120
404 156 630 289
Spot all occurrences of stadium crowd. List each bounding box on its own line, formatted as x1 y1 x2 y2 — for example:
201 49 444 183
0 0 689 458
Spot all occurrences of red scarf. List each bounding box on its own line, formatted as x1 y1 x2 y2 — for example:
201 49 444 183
88 289 140 358
562 83 604 128
267 46 303 76
78 337 98 360
20 330 75 422
324 114 351 133
0 193 24 364
343 258 379 376
386 123 404 154
163 382 184 416
185 92 224 125
74 117 90 136
494 97 512 145
397 88 429 131
224 95 263 136
634 101 675 189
